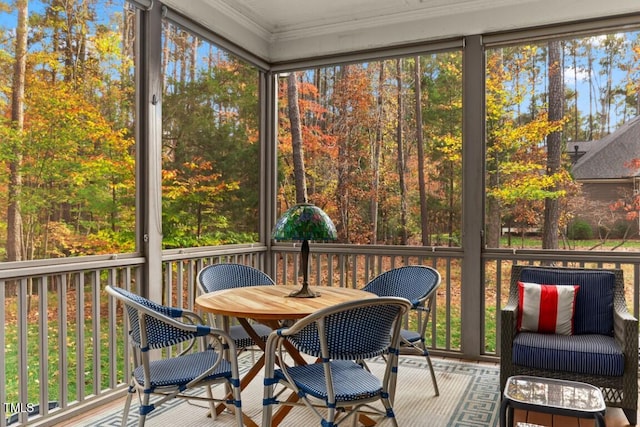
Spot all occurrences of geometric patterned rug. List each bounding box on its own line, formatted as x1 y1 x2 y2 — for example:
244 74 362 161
75 356 501 427
389 357 500 427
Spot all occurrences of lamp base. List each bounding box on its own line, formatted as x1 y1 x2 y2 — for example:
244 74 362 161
288 283 319 298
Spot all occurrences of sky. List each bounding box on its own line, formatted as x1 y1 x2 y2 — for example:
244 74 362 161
1 0 637 137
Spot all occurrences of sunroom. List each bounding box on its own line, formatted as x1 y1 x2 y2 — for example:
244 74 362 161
1 0 639 426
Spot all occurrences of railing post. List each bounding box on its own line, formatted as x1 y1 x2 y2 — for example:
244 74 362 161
137 3 163 301
461 34 485 359
263 71 278 279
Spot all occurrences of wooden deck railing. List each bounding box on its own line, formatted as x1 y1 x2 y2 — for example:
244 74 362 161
1 244 638 426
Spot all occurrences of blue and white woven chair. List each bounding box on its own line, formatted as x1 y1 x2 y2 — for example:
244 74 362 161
197 263 275 353
262 296 411 427
106 286 243 427
363 265 441 396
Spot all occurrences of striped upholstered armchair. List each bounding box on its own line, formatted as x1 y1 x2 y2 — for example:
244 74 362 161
500 265 638 425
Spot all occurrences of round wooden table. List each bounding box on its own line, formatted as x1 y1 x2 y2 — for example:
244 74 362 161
195 285 377 427
195 284 376 322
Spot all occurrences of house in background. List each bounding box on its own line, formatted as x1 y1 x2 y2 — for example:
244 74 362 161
571 116 640 236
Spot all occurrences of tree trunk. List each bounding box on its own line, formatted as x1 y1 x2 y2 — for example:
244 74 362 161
485 176 502 247
190 37 198 82
571 42 579 142
396 59 408 245
162 22 170 82
7 0 28 263
587 46 595 139
485 53 503 248
370 63 384 244
543 40 563 250
288 72 308 204
415 57 429 246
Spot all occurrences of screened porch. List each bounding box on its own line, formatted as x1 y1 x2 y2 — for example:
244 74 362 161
1 0 640 426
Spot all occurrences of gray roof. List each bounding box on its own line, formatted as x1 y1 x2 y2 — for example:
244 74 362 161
567 140 598 163
572 116 640 180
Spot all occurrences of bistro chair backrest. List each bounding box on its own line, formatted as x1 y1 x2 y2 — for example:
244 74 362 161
287 296 410 360
197 263 275 294
363 265 441 308
108 285 207 351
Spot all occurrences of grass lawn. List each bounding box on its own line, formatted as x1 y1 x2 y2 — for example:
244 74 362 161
3 288 126 416
500 235 640 250
4 320 125 411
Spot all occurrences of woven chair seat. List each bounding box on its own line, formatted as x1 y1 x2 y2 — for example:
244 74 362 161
228 323 272 349
400 329 421 343
513 332 624 377
275 360 382 402
132 350 232 389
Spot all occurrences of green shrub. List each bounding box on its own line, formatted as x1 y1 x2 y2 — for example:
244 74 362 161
609 220 632 239
567 219 593 240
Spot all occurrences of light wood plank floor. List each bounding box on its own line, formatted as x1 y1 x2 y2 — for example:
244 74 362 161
62 403 635 426
514 407 631 427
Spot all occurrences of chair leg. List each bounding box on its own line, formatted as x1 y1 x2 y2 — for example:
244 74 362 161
622 407 637 426
205 385 217 420
138 390 152 427
262 386 273 426
121 384 135 427
230 380 243 427
327 406 336 425
425 354 440 396
381 397 399 427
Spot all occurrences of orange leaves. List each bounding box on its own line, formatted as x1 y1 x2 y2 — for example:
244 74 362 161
162 157 238 201
609 197 640 221
609 159 640 220
624 158 640 171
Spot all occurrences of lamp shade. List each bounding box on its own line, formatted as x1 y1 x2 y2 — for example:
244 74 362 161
272 203 337 242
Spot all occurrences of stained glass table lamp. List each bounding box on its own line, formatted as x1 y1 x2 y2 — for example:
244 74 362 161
272 203 337 297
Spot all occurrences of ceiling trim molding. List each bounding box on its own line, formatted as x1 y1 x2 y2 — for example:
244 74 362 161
484 12 640 46
200 0 274 41
270 0 533 42
162 0 640 64
270 38 463 72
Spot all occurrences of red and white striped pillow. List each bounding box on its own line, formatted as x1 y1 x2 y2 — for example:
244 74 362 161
517 281 579 335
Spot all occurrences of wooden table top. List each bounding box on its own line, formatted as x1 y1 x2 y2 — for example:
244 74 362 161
195 285 376 321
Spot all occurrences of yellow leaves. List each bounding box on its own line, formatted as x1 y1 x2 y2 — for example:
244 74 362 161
441 55 462 78
489 163 571 204
162 169 178 181
488 106 568 162
435 134 462 162
92 30 122 57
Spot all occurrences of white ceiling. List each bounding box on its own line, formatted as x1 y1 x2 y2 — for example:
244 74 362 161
161 0 639 63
